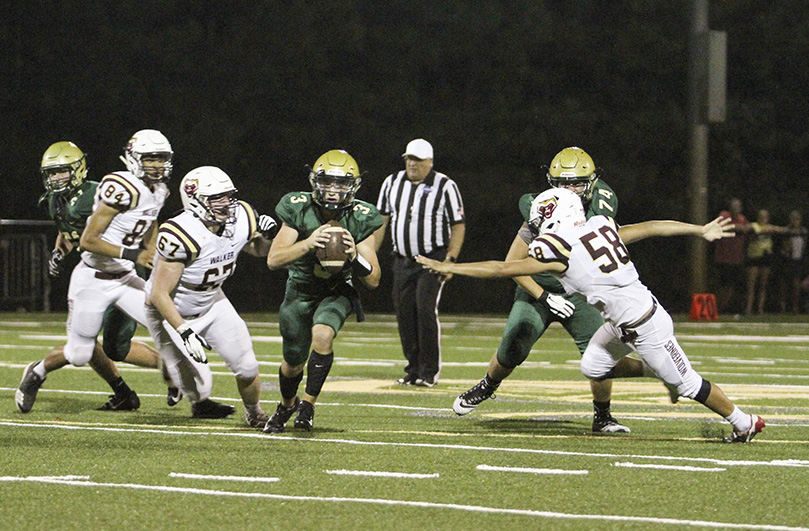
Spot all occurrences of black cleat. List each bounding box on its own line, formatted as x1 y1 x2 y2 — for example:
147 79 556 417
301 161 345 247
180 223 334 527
16 361 46 414
97 391 141 411
263 398 300 434
592 413 630 433
294 400 315 431
395 374 417 385
453 377 498 416
414 377 437 388
191 398 235 419
167 387 183 407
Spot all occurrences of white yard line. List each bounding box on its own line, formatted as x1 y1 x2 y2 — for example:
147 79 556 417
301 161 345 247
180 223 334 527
0 476 805 530
326 470 438 479
613 462 725 472
169 472 279 483
477 464 588 475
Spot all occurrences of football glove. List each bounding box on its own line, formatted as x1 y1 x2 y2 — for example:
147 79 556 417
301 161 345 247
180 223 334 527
537 290 575 319
176 323 210 364
258 214 279 239
48 248 65 278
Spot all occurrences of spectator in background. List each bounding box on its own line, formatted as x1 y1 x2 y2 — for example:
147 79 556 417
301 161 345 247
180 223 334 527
713 198 749 314
745 209 789 315
374 139 465 388
776 210 807 314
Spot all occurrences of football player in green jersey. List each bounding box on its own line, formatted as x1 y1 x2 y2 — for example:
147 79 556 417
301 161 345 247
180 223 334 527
452 146 632 433
263 149 382 433
16 141 164 414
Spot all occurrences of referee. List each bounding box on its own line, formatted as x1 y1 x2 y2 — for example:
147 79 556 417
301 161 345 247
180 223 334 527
374 138 465 387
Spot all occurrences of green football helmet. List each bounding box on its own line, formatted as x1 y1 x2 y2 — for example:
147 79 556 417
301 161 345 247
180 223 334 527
40 141 87 194
546 146 598 201
308 149 362 211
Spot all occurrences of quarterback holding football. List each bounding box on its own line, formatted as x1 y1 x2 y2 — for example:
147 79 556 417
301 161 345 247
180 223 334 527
264 149 382 434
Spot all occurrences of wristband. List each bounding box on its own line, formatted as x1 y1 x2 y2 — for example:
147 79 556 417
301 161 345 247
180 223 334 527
121 247 142 262
352 254 373 277
176 322 191 338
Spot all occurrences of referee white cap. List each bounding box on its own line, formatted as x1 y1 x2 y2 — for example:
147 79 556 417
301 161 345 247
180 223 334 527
402 138 434 160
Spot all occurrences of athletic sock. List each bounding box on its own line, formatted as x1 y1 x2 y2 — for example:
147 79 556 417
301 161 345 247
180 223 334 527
33 360 47 378
593 400 611 416
483 374 501 389
110 377 132 397
725 406 752 432
244 402 262 416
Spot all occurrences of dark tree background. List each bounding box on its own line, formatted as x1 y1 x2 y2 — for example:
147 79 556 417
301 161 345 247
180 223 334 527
2 1 807 313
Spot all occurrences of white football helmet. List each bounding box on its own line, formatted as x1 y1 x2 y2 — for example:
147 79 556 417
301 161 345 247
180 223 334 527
180 166 238 225
529 187 586 234
121 129 173 183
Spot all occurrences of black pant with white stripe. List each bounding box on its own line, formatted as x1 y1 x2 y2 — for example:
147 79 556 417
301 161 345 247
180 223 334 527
392 249 447 383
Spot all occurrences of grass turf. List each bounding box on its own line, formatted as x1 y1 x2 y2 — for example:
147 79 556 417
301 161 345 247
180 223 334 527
1 312 808 530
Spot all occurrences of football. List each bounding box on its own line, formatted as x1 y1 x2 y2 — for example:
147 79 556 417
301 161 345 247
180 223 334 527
316 222 349 275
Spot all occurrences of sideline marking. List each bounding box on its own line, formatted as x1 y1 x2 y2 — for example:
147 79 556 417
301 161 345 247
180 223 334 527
169 472 279 483
613 462 725 472
0 476 805 530
326 470 438 479
477 464 588 475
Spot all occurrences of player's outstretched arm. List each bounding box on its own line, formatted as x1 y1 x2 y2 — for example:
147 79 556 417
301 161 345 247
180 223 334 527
415 255 554 279
619 216 735 244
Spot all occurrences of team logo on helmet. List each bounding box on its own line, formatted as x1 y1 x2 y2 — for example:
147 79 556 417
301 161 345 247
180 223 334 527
184 179 198 197
529 188 586 234
535 199 557 222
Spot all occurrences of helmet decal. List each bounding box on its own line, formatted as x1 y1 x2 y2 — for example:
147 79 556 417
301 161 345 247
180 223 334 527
529 187 586 234
183 179 198 198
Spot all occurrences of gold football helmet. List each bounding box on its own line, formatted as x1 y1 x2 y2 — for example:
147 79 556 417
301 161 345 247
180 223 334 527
40 141 87 194
309 149 362 211
546 146 598 201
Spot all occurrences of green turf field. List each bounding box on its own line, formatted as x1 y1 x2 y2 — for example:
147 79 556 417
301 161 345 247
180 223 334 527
1 312 808 530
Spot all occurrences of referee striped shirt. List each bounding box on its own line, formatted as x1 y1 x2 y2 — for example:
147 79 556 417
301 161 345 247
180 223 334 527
376 169 465 258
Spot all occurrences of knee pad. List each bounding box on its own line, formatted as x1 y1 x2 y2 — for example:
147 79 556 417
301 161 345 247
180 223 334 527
233 357 260 381
64 340 95 367
580 356 613 381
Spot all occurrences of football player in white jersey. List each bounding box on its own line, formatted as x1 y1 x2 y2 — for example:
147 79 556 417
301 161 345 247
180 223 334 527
144 166 277 426
55 130 172 410
417 188 765 443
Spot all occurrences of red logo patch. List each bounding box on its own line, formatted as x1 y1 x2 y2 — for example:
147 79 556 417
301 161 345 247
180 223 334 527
184 179 198 197
538 201 556 220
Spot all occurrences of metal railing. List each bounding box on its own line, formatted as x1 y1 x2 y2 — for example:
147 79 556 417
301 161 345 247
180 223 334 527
0 220 54 311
